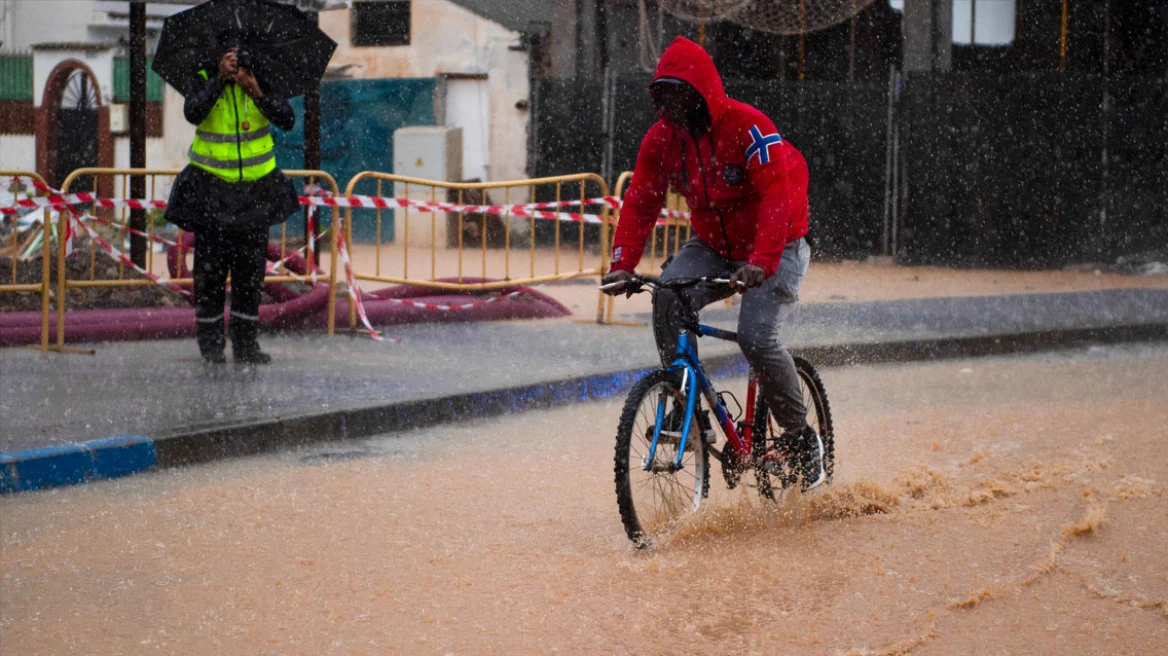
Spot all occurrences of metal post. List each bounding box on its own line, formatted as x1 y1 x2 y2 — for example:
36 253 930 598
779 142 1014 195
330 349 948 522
304 10 322 265
849 0 858 82
1059 0 1069 71
969 0 976 44
882 65 895 255
129 0 147 267
1100 0 1111 233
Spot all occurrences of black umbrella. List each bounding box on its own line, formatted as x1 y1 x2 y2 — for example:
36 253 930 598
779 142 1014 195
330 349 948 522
152 0 337 98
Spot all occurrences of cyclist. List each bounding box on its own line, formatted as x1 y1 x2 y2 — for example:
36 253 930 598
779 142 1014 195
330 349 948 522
601 36 823 490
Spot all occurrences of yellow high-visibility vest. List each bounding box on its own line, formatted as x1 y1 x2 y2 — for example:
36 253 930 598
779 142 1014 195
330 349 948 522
187 70 276 182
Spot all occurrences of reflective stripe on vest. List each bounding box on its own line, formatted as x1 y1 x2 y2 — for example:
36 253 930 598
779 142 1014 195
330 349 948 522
188 149 276 170
188 73 277 183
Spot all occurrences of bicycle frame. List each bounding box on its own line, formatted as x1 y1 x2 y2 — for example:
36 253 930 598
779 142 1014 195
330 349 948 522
644 324 759 471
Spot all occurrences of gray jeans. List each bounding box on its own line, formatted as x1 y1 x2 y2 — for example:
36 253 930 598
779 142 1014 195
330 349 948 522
653 237 812 429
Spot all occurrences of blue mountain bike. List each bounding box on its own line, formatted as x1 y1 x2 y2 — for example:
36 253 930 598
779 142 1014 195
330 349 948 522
605 275 834 546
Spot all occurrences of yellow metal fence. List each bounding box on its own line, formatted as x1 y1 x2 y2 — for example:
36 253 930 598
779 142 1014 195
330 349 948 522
2 168 630 350
340 171 613 327
46 168 340 350
1 171 53 351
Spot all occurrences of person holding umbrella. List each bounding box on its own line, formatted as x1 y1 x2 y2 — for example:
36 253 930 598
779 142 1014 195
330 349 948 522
164 45 297 364
154 0 336 365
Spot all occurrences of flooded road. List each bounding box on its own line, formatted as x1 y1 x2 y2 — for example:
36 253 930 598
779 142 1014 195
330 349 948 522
3 344 1167 655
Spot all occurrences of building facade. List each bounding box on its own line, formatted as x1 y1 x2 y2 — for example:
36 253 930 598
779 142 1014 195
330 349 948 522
0 0 180 188
1 0 530 196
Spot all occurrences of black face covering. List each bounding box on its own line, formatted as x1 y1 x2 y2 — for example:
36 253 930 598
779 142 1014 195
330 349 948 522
651 80 710 137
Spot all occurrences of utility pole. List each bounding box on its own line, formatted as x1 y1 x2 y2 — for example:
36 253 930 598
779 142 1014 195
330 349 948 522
304 9 321 264
129 0 147 267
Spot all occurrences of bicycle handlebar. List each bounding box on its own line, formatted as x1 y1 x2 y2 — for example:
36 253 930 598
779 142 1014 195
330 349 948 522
598 275 743 294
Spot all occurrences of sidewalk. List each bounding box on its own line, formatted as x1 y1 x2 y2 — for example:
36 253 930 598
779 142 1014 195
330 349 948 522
3 263 1167 492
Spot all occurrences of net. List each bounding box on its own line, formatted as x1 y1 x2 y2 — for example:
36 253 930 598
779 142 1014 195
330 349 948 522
656 0 754 22
660 0 878 35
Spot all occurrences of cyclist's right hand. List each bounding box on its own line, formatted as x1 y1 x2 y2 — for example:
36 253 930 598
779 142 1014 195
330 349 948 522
600 269 632 296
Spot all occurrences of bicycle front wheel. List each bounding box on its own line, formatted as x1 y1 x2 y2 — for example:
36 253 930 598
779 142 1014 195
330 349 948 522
614 369 709 546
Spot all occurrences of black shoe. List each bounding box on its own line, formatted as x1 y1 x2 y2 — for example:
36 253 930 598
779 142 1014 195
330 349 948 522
201 350 227 364
233 348 271 365
778 424 826 491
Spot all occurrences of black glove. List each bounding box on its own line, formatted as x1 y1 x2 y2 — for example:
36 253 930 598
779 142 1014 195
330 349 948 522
600 269 632 296
729 264 766 291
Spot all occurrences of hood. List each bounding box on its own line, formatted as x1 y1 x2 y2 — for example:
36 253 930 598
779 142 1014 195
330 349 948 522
653 36 728 124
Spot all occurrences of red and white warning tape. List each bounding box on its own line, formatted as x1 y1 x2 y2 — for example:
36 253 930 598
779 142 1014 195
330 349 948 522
84 215 177 247
67 213 192 297
373 288 532 312
3 176 693 222
295 194 614 224
334 226 389 342
9 177 557 338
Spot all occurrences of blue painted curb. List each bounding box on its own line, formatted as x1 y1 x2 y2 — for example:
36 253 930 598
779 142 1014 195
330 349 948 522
0 435 156 494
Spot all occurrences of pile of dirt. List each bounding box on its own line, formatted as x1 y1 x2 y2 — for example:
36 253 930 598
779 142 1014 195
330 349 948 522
0 232 190 312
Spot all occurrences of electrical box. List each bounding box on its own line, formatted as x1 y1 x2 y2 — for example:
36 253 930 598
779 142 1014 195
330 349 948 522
393 126 462 183
392 126 462 248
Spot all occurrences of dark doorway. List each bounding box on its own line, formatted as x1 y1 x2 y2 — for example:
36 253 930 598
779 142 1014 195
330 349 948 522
55 70 99 192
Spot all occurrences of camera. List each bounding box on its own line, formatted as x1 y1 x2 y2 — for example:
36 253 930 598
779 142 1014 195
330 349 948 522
236 49 253 72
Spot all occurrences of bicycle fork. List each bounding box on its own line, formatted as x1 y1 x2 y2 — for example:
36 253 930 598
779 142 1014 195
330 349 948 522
645 365 699 473
644 367 756 473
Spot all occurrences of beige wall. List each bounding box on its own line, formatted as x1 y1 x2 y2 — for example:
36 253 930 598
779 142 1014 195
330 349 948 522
319 0 530 186
0 135 36 171
145 0 533 206
160 84 195 171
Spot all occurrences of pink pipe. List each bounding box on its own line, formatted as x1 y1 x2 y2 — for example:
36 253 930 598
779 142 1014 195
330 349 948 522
1 241 573 346
1 235 329 346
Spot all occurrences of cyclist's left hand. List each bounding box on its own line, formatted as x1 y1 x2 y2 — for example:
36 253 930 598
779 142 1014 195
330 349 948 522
729 264 766 291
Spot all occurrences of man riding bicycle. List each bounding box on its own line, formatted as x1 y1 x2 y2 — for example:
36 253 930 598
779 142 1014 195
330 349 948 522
601 36 824 491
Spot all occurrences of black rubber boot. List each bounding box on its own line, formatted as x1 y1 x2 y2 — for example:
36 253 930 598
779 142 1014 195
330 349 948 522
196 316 226 364
230 312 270 365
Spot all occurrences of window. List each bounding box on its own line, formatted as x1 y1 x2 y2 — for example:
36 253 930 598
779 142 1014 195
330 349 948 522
888 0 1015 46
952 0 1015 45
352 0 411 47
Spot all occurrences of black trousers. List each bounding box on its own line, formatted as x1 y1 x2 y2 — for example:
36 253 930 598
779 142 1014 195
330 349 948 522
193 225 268 355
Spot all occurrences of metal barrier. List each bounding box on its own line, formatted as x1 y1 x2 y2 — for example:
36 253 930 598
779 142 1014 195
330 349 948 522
339 172 613 327
602 171 694 325
55 168 341 350
1 171 52 351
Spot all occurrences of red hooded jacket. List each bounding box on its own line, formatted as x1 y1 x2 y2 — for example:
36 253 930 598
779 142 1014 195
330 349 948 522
610 37 809 277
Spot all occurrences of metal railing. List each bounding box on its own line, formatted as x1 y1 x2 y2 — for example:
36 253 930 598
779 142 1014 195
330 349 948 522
1 171 52 351
340 172 613 327
54 168 341 349
5 167 626 350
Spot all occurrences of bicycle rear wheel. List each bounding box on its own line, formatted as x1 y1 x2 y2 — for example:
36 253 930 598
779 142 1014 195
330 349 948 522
614 369 710 546
752 356 834 500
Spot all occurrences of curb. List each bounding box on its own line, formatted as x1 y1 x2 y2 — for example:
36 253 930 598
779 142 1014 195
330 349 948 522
0 435 156 494
4 323 1166 494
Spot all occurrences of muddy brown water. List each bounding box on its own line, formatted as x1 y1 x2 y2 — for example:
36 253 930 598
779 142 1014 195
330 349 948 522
3 345 1167 655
